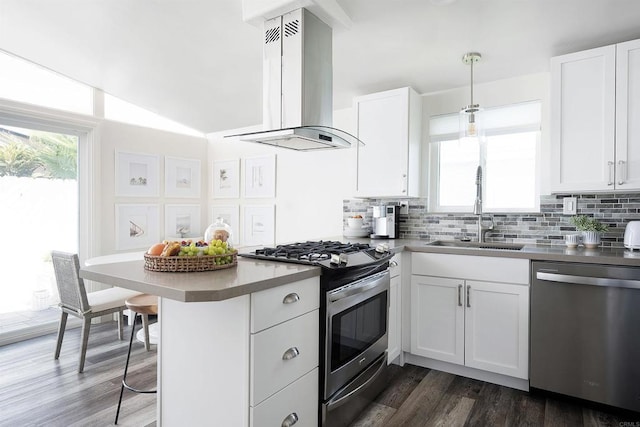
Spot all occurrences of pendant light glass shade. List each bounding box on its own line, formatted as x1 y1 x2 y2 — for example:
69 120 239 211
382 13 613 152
459 52 484 141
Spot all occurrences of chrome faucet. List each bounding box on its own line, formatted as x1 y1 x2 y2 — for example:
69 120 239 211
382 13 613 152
473 166 493 242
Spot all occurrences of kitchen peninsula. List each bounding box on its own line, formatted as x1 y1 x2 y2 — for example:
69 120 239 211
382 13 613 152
80 257 321 427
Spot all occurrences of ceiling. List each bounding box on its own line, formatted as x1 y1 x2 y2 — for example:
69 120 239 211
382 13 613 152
1 0 640 135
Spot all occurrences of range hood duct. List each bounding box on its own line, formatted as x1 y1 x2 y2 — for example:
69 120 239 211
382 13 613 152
227 8 358 150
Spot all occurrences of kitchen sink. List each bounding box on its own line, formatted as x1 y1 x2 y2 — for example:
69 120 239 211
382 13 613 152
425 240 524 251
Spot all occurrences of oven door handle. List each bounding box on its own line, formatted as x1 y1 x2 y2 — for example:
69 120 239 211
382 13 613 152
328 272 388 302
325 353 386 412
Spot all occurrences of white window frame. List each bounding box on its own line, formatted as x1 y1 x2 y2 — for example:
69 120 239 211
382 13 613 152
428 101 542 214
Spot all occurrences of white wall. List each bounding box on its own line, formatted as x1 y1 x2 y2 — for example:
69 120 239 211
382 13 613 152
421 72 551 195
98 120 208 253
207 108 356 245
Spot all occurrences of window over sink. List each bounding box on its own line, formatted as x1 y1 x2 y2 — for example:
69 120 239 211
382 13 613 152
428 101 541 213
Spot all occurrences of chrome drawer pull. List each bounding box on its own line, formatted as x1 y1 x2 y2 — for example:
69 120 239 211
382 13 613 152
282 293 300 304
389 260 399 268
608 161 614 186
466 285 471 308
282 347 300 360
281 412 298 427
458 284 462 307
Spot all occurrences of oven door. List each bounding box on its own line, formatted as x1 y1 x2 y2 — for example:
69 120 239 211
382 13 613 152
324 270 389 399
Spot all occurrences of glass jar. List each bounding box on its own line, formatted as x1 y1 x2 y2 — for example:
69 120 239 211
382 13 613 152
204 217 234 248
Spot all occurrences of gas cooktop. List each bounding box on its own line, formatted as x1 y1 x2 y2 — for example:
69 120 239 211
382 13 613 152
239 240 391 269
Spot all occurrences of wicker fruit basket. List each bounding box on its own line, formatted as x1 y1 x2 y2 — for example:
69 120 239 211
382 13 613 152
143 251 238 272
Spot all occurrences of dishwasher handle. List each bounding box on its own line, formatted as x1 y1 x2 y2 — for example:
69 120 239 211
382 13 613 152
536 271 640 290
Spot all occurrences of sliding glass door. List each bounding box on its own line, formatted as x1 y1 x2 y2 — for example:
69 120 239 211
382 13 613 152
0 124 78 340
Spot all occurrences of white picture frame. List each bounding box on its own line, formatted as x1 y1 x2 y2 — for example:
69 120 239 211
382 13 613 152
115 151 160 197
244 155 276 198
115 204 160 250
212 159 240 199
165 204 202 240
243 205 275 246
211 205 240 245
165 156 201 198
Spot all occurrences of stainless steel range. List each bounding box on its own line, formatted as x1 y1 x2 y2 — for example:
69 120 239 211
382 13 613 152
240 241 392 427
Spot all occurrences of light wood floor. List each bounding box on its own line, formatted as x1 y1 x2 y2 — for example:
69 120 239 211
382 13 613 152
1 321 638 426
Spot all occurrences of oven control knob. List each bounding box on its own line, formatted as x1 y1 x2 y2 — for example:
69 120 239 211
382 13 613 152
375 243 390 253
330 253 348 265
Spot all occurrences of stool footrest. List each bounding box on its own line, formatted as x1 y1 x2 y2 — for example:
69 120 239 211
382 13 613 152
122 380 157 394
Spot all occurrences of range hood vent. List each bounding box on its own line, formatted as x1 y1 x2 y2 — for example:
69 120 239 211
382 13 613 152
227 8 359 151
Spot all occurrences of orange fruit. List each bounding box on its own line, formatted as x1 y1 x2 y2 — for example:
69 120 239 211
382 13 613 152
147 243 166 256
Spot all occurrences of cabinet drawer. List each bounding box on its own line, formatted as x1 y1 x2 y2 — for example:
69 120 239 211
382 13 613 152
251 310 319 406
389 254 401 278
250 368 318 427
251 277 319 333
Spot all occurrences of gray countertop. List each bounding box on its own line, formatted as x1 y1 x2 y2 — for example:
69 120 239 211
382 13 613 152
340 236 640 266
79 257 320 302
80 238 640 303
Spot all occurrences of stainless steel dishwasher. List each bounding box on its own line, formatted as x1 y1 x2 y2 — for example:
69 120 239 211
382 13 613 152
530 261 640 412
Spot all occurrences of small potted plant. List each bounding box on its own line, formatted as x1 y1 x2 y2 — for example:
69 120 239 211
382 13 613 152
570 215 608 248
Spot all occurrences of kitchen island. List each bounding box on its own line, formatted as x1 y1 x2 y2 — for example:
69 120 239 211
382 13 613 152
80 257 321 427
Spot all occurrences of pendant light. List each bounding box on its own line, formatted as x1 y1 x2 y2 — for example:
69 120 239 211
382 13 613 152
460 52 483 140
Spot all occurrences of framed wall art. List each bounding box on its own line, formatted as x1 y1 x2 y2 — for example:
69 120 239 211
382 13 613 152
244 154 276 198
165 156 201 198
165 204 202 240
115 204 160 250
243 205 275 246
115 151 160 197
211 205 240 243
212 159 240 199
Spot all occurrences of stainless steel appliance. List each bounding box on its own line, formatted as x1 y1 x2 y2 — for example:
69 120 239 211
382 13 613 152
371 205 400 239
227 8 358 151
240 241 392 427
531 261 640 412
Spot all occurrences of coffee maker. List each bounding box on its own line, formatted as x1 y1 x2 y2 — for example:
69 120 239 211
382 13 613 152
370 204 400 239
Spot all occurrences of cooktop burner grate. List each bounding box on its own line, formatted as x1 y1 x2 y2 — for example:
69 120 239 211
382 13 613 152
254 241 371 262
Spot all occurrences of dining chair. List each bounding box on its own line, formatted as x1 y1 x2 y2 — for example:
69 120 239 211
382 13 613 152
51 251 144 373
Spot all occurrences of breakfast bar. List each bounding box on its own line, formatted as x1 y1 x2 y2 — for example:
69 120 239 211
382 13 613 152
80 257 321 426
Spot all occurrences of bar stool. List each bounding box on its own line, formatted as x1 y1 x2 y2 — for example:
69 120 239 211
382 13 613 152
115 294 158 425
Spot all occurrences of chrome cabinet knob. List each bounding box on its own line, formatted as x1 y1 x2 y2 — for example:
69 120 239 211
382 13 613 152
282 347 300 360
389 260 399 268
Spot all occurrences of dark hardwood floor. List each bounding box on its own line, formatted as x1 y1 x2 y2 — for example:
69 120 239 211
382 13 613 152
1 321 638 426
352 364 639 427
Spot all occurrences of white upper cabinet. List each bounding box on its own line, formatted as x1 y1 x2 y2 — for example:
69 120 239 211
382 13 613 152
551 39 640 192
354 87 422 198
615 39 640 190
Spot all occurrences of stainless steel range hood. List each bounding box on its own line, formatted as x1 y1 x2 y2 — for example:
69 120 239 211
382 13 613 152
227 8 357 150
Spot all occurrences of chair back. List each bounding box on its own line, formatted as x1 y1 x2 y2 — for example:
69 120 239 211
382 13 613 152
51 251 91 314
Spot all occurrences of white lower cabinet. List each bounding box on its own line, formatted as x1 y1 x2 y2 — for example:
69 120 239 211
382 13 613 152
463 280 529 379
410 275 464 365
250 368 318 427
159 277 320 427
410 253 529 380
387 254 402 364
249 280 319 426
251 310 319 405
